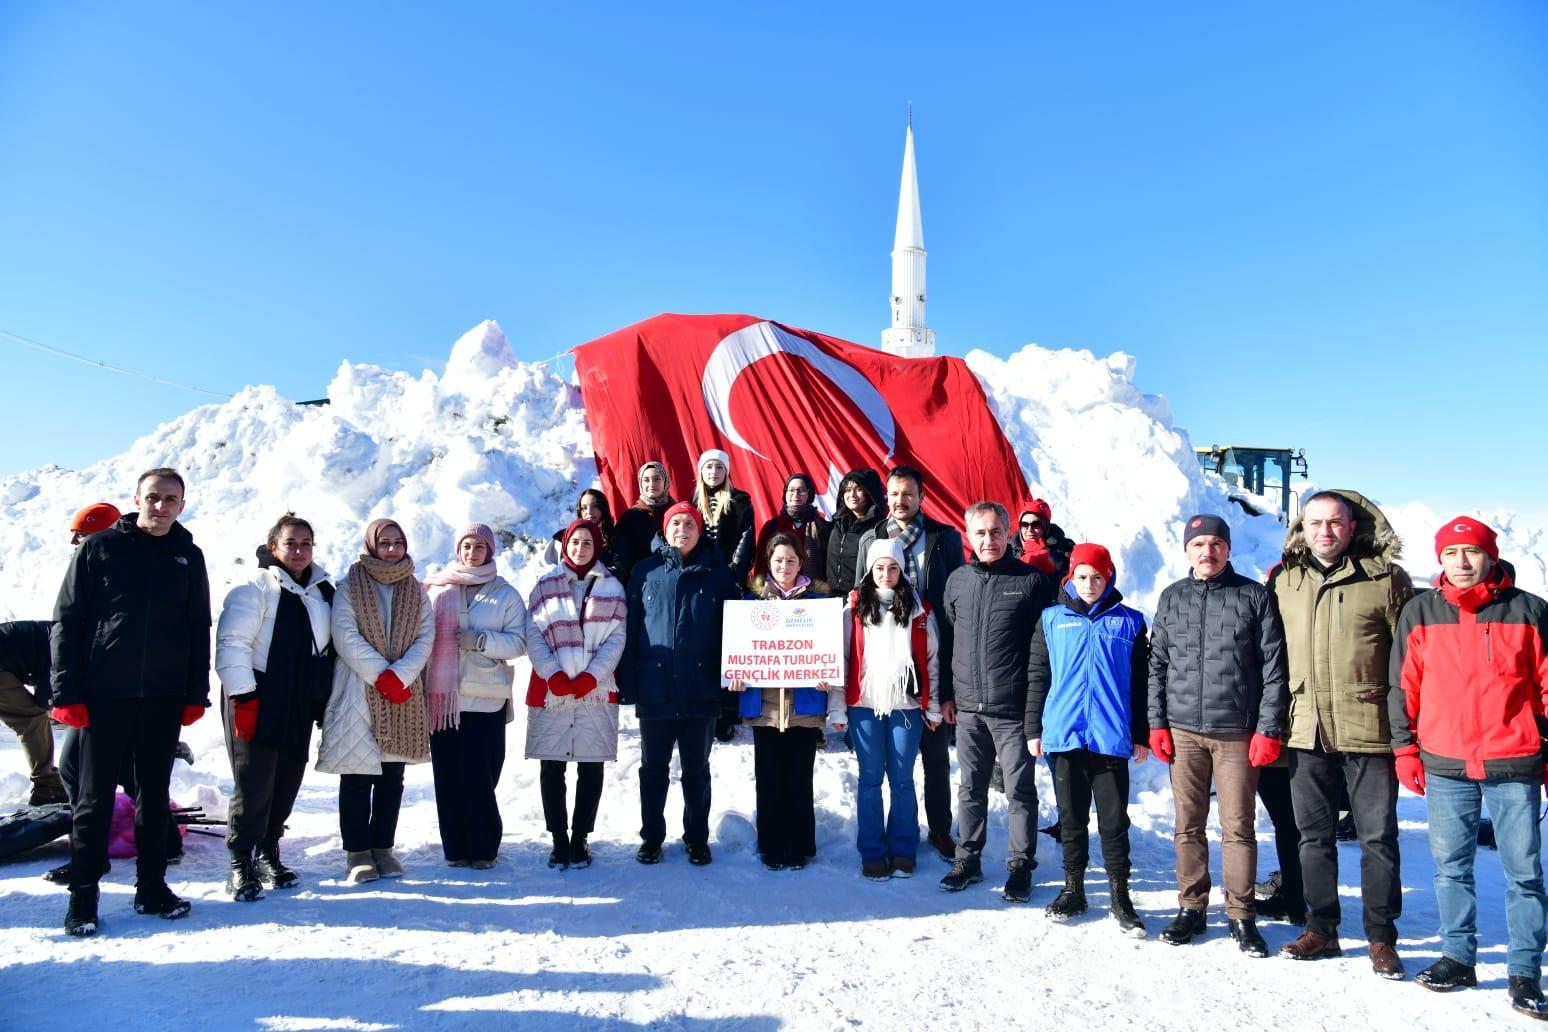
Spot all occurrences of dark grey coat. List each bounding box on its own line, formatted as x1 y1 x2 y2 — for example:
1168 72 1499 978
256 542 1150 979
1146 563 1289 737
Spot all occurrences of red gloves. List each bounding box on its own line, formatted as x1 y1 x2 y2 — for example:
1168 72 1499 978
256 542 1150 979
1148 729 1175 764
548 672 573 697
1395 748 1426 796
181 705 206 726
374 670 411 704
570 673 598 699
233 698 259 741
1247 734 1282 768
51 704 89 729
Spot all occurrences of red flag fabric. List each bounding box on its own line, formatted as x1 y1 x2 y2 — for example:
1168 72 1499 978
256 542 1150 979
572 313 1030 535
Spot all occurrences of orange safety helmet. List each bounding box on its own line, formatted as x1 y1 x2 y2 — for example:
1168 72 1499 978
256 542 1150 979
70 502 122 543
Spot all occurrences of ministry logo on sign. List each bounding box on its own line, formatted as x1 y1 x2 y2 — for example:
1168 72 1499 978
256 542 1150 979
751 604 782 631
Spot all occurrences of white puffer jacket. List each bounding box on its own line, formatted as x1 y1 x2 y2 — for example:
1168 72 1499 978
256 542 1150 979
432 577 528 707
214 563 333 699
524 564 627 763
316 573 435 775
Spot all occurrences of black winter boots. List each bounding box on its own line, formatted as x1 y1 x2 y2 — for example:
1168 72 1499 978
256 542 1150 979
64 885 99 937
1003 859 1034 903
1109 876 1146 937
254 841 299 889
227 848 263 902
1044 870 1088 921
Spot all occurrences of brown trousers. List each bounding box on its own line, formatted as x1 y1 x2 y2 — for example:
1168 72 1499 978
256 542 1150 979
0 672 62 797
1171 728 1259 919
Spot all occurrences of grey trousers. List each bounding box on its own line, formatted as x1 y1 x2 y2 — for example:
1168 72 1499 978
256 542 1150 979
954 710 1036 865
0 672 62 798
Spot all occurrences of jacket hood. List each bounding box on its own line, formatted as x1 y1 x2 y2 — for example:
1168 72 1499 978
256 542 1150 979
835 468 885 521
112 511 194 549
1280 489 1403 570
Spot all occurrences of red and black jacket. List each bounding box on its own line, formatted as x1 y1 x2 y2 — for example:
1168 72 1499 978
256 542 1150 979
1389 566 1548 780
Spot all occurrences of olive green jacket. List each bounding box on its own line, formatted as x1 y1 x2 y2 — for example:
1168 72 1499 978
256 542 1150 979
1268 490 1414 754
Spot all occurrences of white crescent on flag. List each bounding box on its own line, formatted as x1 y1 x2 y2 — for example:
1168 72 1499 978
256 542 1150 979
701 321 897 463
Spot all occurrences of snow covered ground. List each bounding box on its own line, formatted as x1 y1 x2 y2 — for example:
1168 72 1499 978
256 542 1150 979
0 321 1540 1029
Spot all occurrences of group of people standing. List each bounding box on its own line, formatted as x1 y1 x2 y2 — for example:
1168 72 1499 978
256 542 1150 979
12 453 1547 1022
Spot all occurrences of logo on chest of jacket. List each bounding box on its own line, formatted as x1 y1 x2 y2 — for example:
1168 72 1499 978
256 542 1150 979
174 556 189 566
1105 617 1125 631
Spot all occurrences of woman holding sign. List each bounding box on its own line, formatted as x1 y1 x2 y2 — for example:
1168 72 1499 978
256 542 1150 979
846 539 941 881
733 533 846 871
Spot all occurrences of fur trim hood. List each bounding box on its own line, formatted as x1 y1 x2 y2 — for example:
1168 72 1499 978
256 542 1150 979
1280 489 1403 570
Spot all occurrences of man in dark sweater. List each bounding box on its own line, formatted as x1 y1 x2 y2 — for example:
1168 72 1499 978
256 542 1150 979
0 620 66 804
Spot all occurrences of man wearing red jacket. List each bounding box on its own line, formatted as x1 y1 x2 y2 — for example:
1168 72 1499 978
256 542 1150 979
1390 516 1548 1019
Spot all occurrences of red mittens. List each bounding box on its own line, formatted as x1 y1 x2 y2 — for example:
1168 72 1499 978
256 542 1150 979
570 673 598 699
1395 750 1426 796
374 670 411 704
181 705 206 727
51 704 89 729
1247 734 1282 768
1148 728 1175 764
233 698 259 740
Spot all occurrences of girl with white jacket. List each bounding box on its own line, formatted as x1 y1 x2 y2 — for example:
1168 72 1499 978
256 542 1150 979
423 523 527 869
525 519 627 869
214 513 333 900
317 518 436 885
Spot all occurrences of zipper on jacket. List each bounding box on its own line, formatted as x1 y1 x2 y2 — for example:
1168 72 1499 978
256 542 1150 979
1336 590 1344 633
1197 583 1208 731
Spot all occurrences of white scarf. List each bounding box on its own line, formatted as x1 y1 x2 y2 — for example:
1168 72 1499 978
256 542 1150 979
860 609 917 716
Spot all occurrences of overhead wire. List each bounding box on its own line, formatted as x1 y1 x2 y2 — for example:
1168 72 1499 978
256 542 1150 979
0 327 232 398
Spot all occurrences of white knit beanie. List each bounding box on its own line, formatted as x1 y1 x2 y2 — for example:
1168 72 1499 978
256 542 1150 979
866 538 906 572
696 449 731 474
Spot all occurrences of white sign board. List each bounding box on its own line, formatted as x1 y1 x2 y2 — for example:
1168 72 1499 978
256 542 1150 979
720 597 845 688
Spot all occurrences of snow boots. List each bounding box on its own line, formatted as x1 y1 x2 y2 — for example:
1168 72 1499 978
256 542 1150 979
1110 876 1146 937
133 883 192 920
227 847 264 902
345 850 379 884
548 832 569 870
1003 858 1034 903
371 847 404 878
1160 908 1207 945
1228 918 1269 958
255 841 299 889
567 835 590 869
64 885 99 937
939 857 983 892
1044 870 1087 921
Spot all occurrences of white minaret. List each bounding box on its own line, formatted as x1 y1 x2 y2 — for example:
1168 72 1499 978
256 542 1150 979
880 111 937 358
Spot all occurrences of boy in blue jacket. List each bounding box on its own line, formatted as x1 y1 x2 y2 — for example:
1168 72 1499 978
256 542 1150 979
1027 543 1150 935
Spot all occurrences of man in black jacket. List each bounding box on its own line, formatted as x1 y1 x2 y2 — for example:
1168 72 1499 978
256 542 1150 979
1148 514 1288 957
50 468 212 936
854 466 965 860
0 620 66 804
939 501 1054 901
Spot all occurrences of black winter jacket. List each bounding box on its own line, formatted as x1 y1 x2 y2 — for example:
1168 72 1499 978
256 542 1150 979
696 487 756 588
1147 563 1288 737
941 555 1055 719
613 496 675 587
50 515 213 707
854 514 966 700
825 468 886 596
0 620 52 705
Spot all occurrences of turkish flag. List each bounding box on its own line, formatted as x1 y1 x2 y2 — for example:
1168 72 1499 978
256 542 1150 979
571 313 1030 533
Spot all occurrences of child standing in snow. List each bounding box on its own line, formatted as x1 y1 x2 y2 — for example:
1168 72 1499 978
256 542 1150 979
317 518 436 885
424 523 528 870
1026 543 1150 935
845 539 940 881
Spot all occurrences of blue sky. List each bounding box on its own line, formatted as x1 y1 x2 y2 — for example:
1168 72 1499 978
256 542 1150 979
3 2 1545 518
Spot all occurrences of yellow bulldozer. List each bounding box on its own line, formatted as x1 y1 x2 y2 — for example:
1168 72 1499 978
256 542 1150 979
1194 445 1309 523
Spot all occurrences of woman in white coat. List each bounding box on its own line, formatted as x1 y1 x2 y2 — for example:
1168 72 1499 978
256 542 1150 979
423 523 527 869
214 513 333 901
317 518 435 885
525 519 627 869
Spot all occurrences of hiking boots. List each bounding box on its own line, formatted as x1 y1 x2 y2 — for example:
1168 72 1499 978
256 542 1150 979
569 835 592 869
1044 872 1087 920
1003 859 1035 904
1160 908 1207 945
939 858 983 892
1369 942 1405 980
1255 888 1307 926
1279 930 1341 960
862 860 891 881
1253 870 1282 899
1416 957 1478 992
254 842 299 889
64 886 99 937
345 850 379 884
371 848 404 878
1510 976 1548 1019
226 848 264 902
1110 877 1146 937
1229 918 1269 958
29 784 68 806
133 884 192 920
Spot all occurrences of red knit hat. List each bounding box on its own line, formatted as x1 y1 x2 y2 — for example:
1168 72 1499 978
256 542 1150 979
662 500 705 535
1434 516 1498 562
1029 498 1053 522
70 502 121 537
1068 542 1115 583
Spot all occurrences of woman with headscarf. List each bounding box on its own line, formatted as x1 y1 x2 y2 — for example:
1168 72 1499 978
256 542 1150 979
613 461 675 585
692 449 755 588
423 523 528 870
755 473 832 582
214 512 334 901
525 519 628 869
846 538 941 881
317 518 436 884
733 533 844 870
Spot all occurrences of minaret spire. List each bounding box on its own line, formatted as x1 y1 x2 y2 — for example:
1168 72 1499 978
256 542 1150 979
881 112 936 358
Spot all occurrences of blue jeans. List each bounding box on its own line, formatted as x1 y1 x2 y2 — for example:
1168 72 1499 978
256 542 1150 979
1428 773 1547 979
849 706 924 863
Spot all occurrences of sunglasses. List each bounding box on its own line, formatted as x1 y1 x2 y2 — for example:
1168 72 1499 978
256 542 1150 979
1020 520 1043 529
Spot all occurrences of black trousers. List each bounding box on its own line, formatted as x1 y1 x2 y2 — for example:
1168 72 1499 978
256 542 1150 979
1053 749 1132 879
920 721 953 838
224 697 309 853
639 717 714 848
540 760 604 839
1256 765 1304 909
752 725 820 863
1289 745 1402 943
339 762 406 853
430 710 507 863
68 696 183 891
